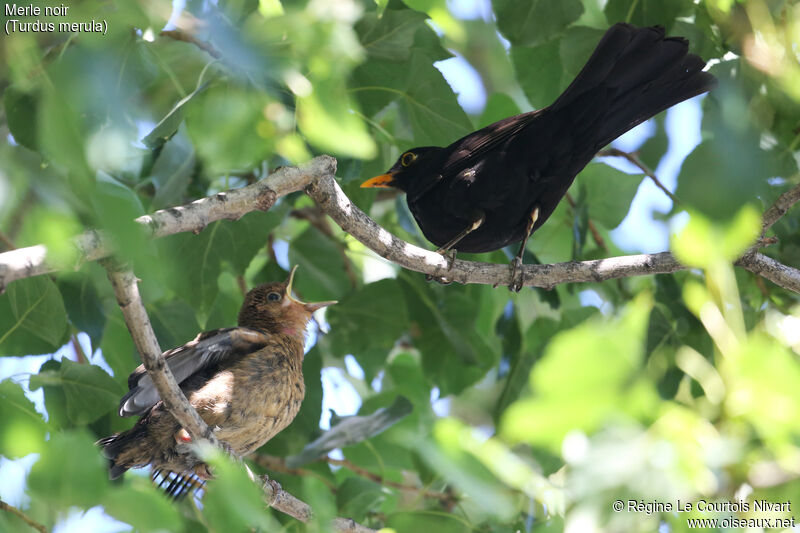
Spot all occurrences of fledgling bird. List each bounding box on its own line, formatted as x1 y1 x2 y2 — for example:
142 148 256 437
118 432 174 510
97 266 335 496
361 23 717 291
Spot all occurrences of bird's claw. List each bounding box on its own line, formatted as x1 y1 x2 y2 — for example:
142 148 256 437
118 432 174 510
426 248 456 284
509 257 525 292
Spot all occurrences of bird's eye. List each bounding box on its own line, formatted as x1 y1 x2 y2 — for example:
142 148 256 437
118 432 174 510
400 152 417 167
267 292 281 302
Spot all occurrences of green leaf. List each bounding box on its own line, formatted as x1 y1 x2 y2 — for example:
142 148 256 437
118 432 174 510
27 430 109 509
0 379 47 458
637 114 669 168
336 477 385 523
286 395 413 467
297 79 377 159
150 132 196 210
158 205 287 316
103 476 182 532
676 139 767 221
493 0 583 46
56 271 106 349
4 86 38 151
477 92 521 129
326 279 408 362
400 275 497 394
356 9 429 61
142 81 210 149
502 294 658 449
185 86 273 174
574 163 644 229
99 308 139 387
30 360 71 430
511 26 604 109
148 299 201 350
387 511 472 533
287 226 353 302
350 50 473 147
0 276 68 356
91 173 148 261
201 450 278 532
604 0 692 30
30 359 123 425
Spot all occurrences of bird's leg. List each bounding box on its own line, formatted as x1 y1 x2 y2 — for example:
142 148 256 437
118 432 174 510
436 210 486 257
426 210 485 284
509 206 539 292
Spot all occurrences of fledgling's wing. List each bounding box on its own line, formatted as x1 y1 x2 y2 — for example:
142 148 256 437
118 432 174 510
118 327 271 417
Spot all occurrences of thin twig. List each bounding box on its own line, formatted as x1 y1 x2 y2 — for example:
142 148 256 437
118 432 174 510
760 180 800 237
325 457 456 505
70 334 87 364
0 499 48 533
598 147 680 204
255 454 453 504
565 192 608 252
0 229 16 251
160 30 221 59
251 453 337 490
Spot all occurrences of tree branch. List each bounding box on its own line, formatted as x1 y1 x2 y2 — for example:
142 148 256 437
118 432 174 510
760 180 800 237
2 155 799 293
0 156 336 292
306 173 689 289
260 476 376 532
102 260 218 446
0 499 48 533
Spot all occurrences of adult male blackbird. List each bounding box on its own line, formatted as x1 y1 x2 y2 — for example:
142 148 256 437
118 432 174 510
98 266 335 496
361 23 716 290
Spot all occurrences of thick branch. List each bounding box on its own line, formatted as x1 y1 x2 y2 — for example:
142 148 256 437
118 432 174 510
0 499 48 533
736 252 800 293
0 156 336 291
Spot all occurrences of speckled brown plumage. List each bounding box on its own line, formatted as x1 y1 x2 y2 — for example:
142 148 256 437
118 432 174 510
97 266 335 491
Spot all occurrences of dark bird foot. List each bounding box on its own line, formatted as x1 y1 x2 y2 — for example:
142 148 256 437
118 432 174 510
509 257 525 292
261 474 283 503
435 247 458 269
426 247 456 284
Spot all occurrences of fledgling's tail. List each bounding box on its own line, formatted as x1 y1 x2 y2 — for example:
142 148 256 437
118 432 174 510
97 429 204 500
97 429 144 480
552 23 716 150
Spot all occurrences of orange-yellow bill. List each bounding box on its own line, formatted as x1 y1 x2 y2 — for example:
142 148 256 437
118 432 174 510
360 173 396 188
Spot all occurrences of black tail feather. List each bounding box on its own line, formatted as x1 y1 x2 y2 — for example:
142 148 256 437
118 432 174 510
552 23 716 149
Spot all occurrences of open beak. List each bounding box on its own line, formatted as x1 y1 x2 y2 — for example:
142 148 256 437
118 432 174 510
284 265 337 312
360 172 396 188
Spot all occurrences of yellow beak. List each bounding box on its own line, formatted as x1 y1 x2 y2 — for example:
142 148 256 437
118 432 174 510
285 265 337 312
360 173 396 188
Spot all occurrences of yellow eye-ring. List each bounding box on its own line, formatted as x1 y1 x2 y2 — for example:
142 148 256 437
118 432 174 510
400 152 417 167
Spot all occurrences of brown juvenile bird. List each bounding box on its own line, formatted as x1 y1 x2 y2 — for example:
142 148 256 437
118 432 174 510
361 23 716 290
98 266 335 495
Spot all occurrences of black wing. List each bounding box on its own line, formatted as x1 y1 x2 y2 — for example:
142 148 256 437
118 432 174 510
118 327 271 417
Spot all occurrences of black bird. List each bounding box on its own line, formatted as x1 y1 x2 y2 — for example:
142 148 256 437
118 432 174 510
361 23 716 290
